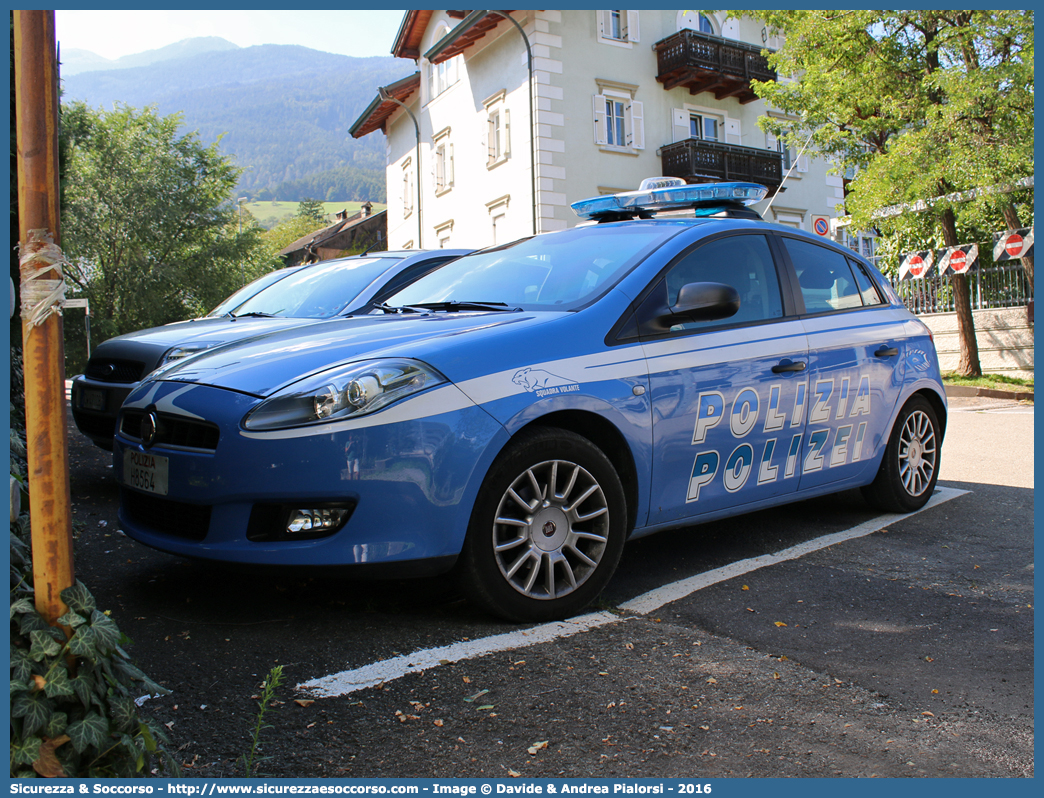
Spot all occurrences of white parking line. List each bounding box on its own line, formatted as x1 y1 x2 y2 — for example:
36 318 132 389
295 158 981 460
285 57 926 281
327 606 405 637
296 485 968 698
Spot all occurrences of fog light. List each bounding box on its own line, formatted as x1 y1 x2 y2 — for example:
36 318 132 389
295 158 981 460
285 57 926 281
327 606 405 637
286 508 349 534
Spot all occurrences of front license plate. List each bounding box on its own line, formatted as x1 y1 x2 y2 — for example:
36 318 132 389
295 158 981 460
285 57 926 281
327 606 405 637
80 389 106 412
123 450 169 496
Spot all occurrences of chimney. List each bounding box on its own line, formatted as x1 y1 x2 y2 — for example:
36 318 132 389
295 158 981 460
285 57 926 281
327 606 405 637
361 201 373 218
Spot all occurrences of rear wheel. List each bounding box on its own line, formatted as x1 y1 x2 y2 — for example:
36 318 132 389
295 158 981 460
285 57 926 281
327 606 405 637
861 395 941 513
457 428 627 622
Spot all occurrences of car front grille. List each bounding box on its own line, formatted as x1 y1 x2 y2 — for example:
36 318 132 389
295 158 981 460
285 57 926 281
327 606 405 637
121 488 210 541
72 411 117 439
121 410 220 451
85 359 146 383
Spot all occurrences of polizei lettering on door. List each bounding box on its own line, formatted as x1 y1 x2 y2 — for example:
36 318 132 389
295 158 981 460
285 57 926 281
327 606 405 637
687 376 872 502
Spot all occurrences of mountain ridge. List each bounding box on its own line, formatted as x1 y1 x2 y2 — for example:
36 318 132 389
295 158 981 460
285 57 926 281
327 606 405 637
60 36 241 76
61 38 410 202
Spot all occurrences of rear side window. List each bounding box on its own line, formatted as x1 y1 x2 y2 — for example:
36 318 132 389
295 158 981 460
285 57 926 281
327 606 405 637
848 258 884 306
783 237 863 313
665 234 784 331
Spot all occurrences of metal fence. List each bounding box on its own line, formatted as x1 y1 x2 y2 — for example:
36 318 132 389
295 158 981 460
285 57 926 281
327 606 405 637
883 263 1033 315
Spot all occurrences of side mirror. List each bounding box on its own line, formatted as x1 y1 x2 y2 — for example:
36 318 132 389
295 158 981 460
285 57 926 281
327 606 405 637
635 281 741 337
673 282 740 322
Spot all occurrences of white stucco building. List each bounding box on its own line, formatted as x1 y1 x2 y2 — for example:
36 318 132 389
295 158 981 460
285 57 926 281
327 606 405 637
350 9 850 251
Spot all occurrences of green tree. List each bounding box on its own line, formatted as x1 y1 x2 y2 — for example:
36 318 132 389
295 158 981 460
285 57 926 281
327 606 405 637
260 214 328 257
295 197 327 225
751 10 1033 377
60 102 277 359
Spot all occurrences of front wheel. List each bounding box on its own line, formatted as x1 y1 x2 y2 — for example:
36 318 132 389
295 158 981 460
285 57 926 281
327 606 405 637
457 428 628 622
861 395 941 513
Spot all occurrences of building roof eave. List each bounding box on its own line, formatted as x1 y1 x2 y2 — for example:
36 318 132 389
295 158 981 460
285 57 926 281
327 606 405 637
424 10 519 64
348 72 421 139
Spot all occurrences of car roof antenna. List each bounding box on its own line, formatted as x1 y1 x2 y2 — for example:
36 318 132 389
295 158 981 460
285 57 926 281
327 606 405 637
763 127 816 214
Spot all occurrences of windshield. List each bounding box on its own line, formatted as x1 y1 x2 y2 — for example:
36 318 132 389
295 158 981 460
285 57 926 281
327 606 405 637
389 224 682 311
230 256 403 318
207 268 299 316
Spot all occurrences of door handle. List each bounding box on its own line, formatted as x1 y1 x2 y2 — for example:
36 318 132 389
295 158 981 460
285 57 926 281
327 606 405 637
875 346 899 358
771 360 807 374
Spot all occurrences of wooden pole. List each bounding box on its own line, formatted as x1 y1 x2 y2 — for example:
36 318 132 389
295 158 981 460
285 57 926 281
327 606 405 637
14 10 75 625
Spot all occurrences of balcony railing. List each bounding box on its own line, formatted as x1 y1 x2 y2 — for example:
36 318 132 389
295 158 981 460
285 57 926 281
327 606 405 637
659 138 783 193
655 29 776 104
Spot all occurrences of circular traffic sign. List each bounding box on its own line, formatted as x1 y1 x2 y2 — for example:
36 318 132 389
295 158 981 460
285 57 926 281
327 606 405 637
813 217 829 236
908 255 925 278
950 249 967 273
1005 234 1024 258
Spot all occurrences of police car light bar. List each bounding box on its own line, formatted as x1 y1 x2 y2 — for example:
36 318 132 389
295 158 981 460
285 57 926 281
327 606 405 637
571 178 769 222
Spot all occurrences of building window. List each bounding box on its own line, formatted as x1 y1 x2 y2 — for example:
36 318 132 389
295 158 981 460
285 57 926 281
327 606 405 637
689 113 720 141
606 98 626 146
593 81 644 151
434 220 453 248
401 158 414 217
433 128 453 195
766 132 808 174
844 230 877 261
598 10 639 46
486 195 510 245
427 26 461 102
483 90 510 168
678 11 716 34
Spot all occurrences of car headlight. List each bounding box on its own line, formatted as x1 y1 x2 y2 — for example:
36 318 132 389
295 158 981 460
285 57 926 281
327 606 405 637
243 358 446 431
161 342 220 365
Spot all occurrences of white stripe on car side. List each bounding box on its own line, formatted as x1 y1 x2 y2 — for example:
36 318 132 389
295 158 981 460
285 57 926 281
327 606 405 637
236 307 918 442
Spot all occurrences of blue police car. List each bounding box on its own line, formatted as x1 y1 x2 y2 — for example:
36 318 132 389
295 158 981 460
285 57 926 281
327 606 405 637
114 180 946 622
71 249 468 449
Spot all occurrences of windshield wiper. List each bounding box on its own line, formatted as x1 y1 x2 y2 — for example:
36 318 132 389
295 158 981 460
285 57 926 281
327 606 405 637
409 301 520 312
229 311 281 319
374 302 428 314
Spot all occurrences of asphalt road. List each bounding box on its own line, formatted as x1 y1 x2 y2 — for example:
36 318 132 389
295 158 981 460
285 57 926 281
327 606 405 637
63 395 1034 779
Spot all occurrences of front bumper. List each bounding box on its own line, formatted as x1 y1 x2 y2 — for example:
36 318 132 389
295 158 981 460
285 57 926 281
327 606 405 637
70 375 138 447
114 381 508 569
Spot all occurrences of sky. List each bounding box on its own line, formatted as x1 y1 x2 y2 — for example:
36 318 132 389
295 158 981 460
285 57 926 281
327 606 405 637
54 9 407 61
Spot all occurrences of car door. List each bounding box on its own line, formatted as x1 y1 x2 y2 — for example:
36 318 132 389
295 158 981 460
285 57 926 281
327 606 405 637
637 232 810 526
778 236 907 492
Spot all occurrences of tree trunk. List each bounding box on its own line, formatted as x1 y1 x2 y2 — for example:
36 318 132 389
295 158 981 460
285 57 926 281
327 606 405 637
941 207 981 377
1000 201 1033 292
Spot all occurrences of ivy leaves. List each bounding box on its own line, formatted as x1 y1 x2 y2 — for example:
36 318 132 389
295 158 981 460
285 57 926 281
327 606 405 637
9 580 178 778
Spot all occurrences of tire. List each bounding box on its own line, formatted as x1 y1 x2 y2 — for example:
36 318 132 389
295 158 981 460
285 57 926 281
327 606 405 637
457 428 628 622
861 395 941 513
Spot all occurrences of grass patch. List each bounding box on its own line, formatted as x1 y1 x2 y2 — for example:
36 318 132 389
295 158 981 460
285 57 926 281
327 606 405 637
942 372 1034 392
247 201 387 230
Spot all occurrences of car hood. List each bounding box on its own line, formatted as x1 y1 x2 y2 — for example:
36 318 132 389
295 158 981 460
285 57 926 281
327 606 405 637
155 311 562 397
96 316 327 369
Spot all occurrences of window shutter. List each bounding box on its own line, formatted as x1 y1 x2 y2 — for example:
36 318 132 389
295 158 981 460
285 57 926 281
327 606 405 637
433 150 440 192
725 118 741 145
448 143 454 188
765 131 777 150
672 108 690 143
597 10 606 37
628 100 644 149
797 154 809 173
484 117 493 164
626 11 640 42
503 108 511 157
593 94 608 145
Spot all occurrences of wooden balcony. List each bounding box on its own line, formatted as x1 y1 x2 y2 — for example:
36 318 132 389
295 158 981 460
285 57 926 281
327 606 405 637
659 138 783 194
655 29 776 104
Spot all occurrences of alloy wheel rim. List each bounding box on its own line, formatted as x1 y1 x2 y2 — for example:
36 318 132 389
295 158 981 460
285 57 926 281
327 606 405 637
898 409 937 497
492 459 610 601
